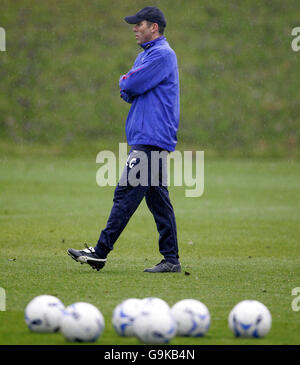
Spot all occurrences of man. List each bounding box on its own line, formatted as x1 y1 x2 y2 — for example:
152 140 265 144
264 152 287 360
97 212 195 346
68 6 180 273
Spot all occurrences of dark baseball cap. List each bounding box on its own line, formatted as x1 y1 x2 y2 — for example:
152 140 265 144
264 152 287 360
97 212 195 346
124 6 166 27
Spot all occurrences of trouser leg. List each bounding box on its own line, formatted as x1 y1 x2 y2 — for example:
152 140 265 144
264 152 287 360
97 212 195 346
95 182 148 258
145 186 179 265
95 145 179 263
95 148 148 258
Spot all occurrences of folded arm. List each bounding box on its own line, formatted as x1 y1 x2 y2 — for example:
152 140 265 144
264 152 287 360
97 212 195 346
119 50 169 96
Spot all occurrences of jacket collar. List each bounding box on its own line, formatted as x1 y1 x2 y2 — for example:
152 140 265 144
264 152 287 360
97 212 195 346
141 36 166 50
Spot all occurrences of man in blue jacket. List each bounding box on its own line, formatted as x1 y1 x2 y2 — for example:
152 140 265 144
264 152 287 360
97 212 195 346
68 7 181 273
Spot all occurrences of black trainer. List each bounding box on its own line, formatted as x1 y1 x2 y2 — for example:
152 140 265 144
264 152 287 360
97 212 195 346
67 244 107 271
144 259 181 273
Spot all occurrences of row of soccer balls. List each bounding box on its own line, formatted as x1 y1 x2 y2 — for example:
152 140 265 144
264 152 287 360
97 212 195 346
24 295 272 343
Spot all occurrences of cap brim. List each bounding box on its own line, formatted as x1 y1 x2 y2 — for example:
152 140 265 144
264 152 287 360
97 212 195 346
124 15 142 24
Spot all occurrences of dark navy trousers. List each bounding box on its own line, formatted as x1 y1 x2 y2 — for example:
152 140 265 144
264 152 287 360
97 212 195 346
95 145 179 265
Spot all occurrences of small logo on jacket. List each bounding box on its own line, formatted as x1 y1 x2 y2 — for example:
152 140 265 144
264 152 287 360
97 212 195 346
127 158 137 169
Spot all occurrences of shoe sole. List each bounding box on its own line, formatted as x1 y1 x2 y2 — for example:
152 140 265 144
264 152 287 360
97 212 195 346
67 250 106 272
144 269 181 273
144 267 181 273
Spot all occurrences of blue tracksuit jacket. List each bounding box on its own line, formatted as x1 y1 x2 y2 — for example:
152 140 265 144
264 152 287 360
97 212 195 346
119 36 180 152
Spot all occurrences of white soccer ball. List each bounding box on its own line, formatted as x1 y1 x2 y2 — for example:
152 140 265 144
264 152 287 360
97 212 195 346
133 306 177 344
24 294 65 333
228 300 272 338
141 297 171 313
112 298 143 337
60 302 105 342
171 299 211 337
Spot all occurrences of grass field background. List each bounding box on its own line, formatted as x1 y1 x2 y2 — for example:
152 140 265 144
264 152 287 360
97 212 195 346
1 155 299 345
1 0 300 347
1 0 300 157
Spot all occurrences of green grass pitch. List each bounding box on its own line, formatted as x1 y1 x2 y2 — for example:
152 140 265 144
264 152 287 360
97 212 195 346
0 156 300 345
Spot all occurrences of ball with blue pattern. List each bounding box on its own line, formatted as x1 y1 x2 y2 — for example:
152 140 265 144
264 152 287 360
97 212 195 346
60 302 105 342
24 294 65 333
112 298 143 337
228 300 272 338
133 304 177 344
171 299 211 337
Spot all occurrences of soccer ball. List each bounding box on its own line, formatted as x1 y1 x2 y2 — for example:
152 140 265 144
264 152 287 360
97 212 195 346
24 294 65 333
112 298 143 337
228 300 272 338
141 297 171 313
60 302 105 342
171 299 211 336
133 306 177 344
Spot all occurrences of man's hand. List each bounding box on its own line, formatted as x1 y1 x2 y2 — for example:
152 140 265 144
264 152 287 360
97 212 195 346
120 88 134 104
